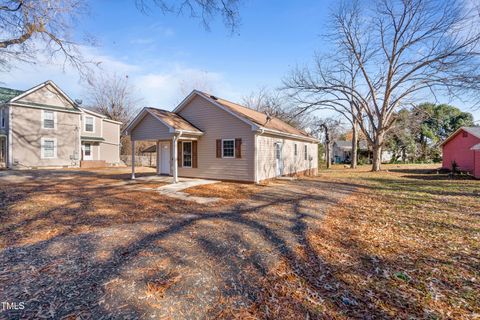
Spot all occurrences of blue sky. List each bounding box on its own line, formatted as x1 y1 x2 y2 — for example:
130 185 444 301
3 0 479 120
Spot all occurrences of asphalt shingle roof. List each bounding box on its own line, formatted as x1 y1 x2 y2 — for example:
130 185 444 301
147 108 203 133
197 91 314 139
0 87 24 103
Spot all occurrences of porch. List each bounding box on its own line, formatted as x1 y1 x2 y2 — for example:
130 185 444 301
124 107 204 184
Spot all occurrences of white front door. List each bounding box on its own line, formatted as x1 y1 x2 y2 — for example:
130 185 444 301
160 142 171 175
275 142 283 176
83 143 93 160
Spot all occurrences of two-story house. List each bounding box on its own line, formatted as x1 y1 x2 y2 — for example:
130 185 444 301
0 80 122 169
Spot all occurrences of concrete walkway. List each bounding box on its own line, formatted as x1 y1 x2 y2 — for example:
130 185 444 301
156 178 220 204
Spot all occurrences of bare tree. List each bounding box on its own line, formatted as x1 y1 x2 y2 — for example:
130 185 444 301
285 0 480 171
314 118 344 168
0 0 90 72
83 73 142 154
242 87 313 130
135 0 242 33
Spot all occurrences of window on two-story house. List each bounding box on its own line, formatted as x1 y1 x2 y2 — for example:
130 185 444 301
85 116 94 132
222 139 235 158
41 138 57 159
42 110 55 129
0 108 5 128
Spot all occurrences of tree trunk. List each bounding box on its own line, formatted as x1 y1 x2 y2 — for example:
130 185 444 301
350 122 358 168
371 133 385 171
325 142 331 169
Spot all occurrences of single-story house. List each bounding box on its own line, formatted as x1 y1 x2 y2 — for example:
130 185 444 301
0 80 122 169
441 126 480 179
124 90 319 183
332 140 369 163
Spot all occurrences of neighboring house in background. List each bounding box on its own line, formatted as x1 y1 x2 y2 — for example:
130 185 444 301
332 140 393 164
125 90 319 183
332 140 368 164
441 126 480 179
0 80 122 169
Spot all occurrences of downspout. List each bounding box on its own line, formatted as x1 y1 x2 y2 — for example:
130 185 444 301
172 130 183 183
255 128 265 184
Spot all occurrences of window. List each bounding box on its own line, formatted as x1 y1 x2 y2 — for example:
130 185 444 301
294 144 298 156
222 139 235 158
84 144 91 156
304 145 308 160
183 141 192 167
0 108 5 128
42 110 55 129
41 138 56 159
85 116 94 132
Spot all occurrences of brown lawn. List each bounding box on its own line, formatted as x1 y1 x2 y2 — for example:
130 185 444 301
0 164 478 319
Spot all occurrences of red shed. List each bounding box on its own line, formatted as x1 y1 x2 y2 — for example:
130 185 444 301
441 126 480 179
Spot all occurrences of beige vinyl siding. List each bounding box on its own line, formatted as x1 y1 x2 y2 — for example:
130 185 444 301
131 113 172 141
177 95 255 182
11 106 80 167
81 113 103 137
99 120 121 163
17 84 74 109
256 133 318 181
100 142 120 163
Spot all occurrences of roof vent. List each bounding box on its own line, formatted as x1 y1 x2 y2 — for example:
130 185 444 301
75 99 83 105
209 95 218 100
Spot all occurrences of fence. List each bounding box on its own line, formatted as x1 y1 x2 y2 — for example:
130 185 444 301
120 154 157 167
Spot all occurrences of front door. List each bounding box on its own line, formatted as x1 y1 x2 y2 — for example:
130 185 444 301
160 142 171 175
83 143 93 160
275 142 283 176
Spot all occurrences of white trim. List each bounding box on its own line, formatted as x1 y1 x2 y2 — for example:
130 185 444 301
41 110 57 130
182 141 193 168
41 137 57 159
258 127 320 143
441 127 480 146
221 138 235 158
84 115 95 133
79 107 106 118
8 106 12 167
103 118 123 125
8 102 82 114
83 142 93 160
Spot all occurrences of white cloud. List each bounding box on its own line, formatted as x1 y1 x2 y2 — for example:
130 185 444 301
1 44 244 111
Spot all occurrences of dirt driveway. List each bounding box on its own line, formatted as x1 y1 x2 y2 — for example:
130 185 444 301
0 168 354 319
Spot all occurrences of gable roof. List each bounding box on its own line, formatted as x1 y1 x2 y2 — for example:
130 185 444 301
147 107 202 133
0 87 24 103
334 140 368 150
174 90 319 142
124 107 203 135
441 126 480 146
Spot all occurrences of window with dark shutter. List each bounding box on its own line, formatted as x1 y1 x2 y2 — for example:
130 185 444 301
216 139 221 158
235 138 242 158
177 141 182 167
192 141 198 168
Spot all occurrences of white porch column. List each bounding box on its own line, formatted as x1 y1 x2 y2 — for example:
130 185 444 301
156 140 160 175
172 135 178 183
131 140 135 180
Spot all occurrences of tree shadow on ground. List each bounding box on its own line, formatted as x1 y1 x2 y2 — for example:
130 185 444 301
0 171 477 318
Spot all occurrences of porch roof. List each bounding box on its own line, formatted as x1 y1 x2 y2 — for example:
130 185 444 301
146 108 203 134
81 136 105 142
